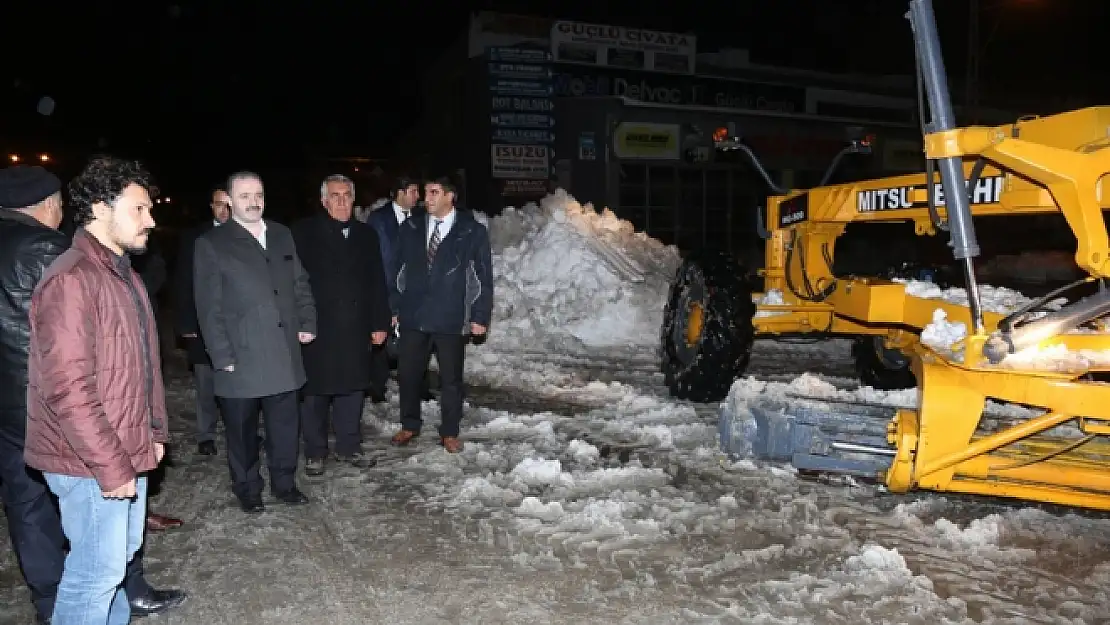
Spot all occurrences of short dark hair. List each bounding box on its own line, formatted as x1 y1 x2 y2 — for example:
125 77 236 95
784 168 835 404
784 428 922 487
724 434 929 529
426 175 456 197
226 171 262 196
210 184 227 199
68 155 155 227
392 176 419 201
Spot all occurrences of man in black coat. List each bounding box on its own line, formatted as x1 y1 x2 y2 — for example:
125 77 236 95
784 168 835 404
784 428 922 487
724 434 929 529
0 165 185 623
174 186 230 455
292 174 391 476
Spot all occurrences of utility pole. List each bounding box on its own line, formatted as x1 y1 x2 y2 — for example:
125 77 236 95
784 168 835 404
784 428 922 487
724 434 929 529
965 0 980 123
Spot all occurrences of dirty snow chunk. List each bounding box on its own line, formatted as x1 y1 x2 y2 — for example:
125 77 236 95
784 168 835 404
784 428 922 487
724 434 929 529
754 288 788 318
482 189 681 353
516 496 566 522
454 476 523 506
933 515 1002 547
566 439 600 464
897 278 1035 314
510 457 574 487
921 308 968 351
844 544 911 575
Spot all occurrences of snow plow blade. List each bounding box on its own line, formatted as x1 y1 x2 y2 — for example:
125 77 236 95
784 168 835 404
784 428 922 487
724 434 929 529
720 394 896 479
720 361 1110 511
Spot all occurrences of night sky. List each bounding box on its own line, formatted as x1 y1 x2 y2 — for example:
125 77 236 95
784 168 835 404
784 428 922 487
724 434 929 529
2 0 1104 203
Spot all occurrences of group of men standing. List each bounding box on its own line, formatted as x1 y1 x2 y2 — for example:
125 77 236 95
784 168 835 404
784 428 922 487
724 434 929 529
0 156 493 623
174 170 494 512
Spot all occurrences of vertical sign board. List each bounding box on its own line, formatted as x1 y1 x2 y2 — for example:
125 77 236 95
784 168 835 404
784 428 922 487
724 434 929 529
486 46 556 204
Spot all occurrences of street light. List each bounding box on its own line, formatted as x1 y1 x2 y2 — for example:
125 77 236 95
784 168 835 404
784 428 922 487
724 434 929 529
8 155 19 163
39 154 50 163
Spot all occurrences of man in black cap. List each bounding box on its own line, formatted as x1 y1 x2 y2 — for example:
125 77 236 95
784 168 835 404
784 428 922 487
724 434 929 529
0 165 185 623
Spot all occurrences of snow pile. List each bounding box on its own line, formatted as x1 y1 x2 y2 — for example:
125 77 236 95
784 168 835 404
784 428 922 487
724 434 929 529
897 278 1037 314
479 189 681 353
920 308 968 352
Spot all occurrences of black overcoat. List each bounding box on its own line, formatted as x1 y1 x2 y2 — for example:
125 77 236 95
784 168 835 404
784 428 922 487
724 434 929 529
291 213 392 395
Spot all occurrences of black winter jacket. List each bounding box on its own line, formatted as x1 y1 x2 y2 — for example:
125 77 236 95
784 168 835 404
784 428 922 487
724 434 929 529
0 210 68 444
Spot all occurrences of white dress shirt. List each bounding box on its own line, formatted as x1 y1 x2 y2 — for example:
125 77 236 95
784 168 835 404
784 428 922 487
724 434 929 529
235 217 267 249
426 209 456 249
392 202 410 225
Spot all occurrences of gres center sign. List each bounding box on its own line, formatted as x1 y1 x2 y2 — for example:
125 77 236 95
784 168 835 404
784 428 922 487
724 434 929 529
554 68 806 113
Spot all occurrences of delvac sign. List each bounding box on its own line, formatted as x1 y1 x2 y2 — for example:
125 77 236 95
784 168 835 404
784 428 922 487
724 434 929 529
553 69 806 113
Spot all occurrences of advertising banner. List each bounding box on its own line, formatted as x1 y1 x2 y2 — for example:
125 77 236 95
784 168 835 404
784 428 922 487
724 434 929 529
491 144 552 179
613 122 680 160
550 20 696 74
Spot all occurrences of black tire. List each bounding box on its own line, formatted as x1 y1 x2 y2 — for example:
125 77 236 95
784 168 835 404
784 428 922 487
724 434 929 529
661 251 756 403
852 336 916 390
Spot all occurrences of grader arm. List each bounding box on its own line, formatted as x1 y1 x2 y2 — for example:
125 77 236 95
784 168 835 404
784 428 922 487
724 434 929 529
681 0 1110 511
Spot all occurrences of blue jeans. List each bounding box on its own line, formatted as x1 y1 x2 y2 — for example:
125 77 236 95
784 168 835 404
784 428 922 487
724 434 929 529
44 473 147 625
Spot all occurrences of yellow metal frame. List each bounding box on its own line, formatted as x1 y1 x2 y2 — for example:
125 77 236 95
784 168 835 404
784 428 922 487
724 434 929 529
749 106 1110 510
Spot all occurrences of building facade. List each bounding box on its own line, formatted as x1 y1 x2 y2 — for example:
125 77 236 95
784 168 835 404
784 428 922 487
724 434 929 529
402 12 1017 256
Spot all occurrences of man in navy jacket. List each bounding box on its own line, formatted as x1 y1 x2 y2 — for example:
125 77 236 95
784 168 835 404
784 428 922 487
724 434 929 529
389 176 493 453
365 177 420 401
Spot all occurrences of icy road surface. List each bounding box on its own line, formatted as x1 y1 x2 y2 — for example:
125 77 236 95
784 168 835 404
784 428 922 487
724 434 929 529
2 343 1109 625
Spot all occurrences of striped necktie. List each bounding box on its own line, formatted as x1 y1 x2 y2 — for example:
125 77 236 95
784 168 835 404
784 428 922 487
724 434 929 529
428 219 442 265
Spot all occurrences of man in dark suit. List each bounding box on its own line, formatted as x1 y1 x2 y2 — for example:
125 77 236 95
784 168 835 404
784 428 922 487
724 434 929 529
292 175 391 475
174 186 230 456
365 176 420 401
389 176 493 453
193 171 317 513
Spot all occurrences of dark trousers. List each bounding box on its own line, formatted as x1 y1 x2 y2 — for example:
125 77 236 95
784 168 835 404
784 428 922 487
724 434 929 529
398 331 466 437
217 391 299 500
368 346 391 398
0 433 149 620
300 392 365 459
370 344 432 397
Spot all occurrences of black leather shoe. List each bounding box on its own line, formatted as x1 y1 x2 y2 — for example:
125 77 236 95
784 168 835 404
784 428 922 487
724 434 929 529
274 487 309 505
130 588 187 617
239 496 265 514
196 440 216 455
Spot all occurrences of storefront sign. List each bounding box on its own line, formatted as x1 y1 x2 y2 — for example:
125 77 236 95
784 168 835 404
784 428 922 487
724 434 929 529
491 144 552 179
487 46 552 64
487 62 553 80
490 112 556 128
613 122 680 160
489 78 554 98
550 20 696 74
490 95 555 112
578 132 597 160
492 127 555 144
501 179 550 199
553 69 805 113
487 45 556 186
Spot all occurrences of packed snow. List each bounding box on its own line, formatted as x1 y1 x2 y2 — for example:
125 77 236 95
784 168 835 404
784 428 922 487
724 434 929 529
3 190 1110 624
476 189 681 354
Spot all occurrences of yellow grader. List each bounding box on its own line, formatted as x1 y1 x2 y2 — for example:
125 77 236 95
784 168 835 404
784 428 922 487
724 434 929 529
660 0 1110 511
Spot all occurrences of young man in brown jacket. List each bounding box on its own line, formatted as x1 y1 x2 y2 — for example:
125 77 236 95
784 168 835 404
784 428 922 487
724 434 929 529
24 156 171 624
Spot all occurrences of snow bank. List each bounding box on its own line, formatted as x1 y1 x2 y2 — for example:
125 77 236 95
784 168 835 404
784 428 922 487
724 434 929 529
477 189 681 353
